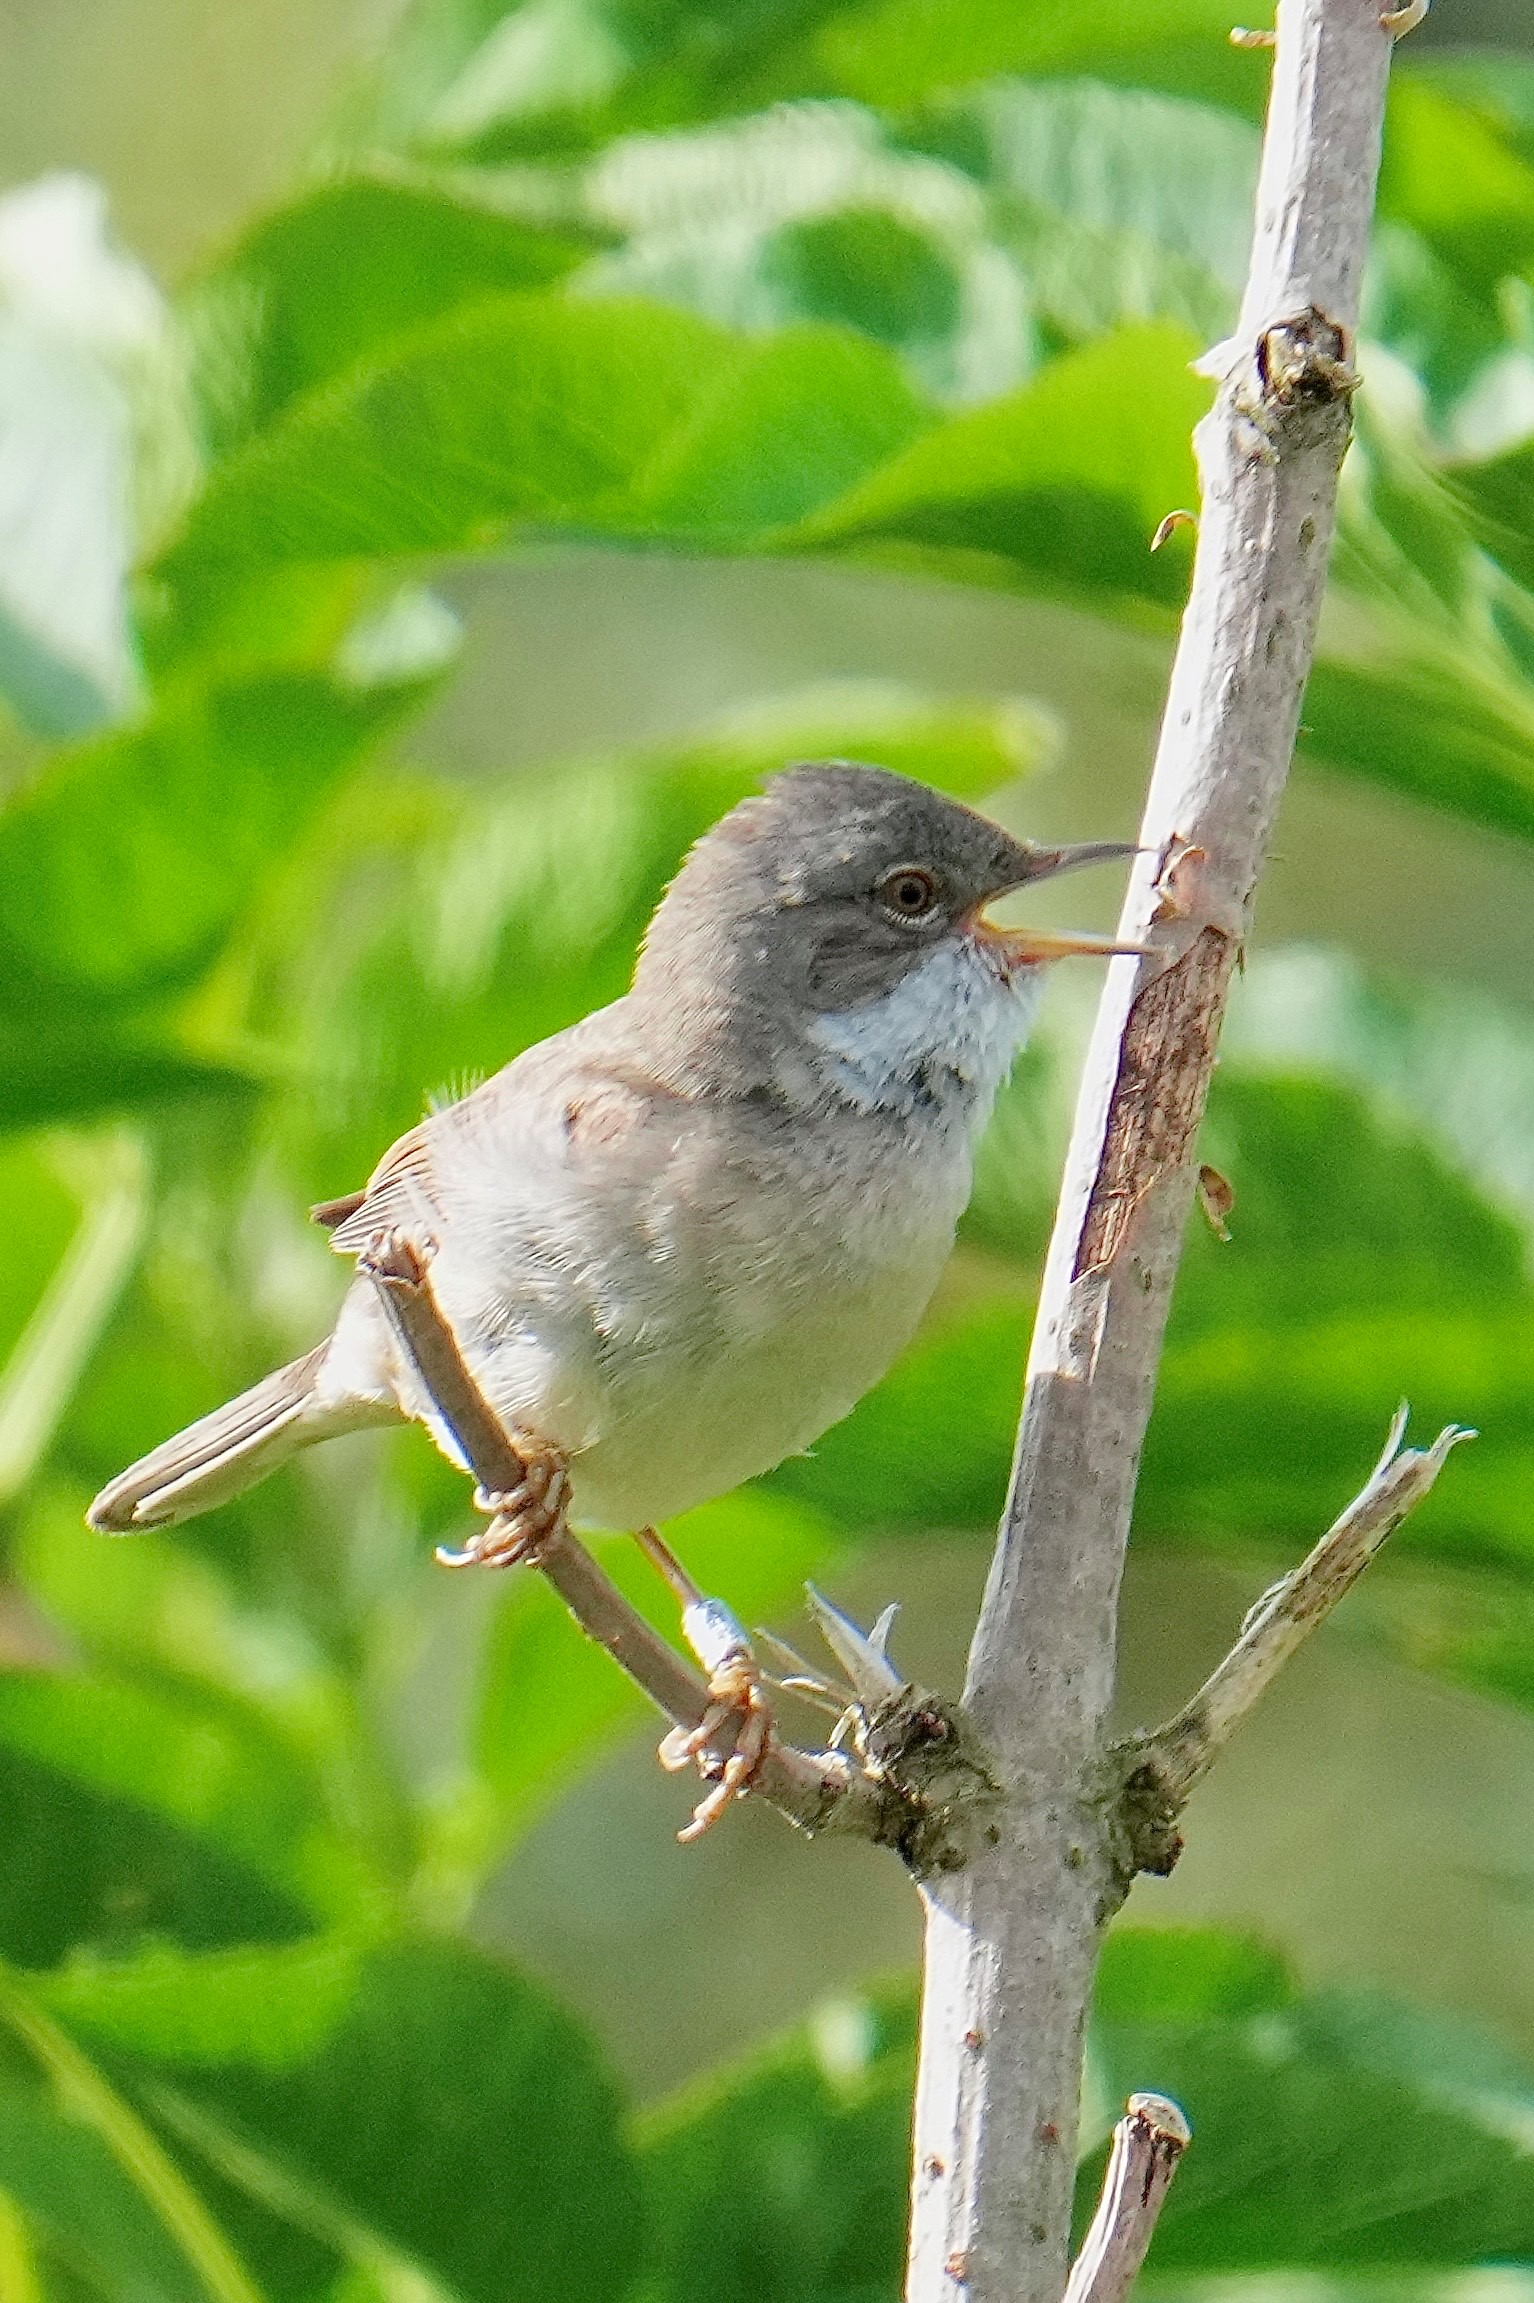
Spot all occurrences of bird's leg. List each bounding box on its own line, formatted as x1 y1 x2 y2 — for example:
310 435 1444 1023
435 1442 571 1570
634 1526 775 1841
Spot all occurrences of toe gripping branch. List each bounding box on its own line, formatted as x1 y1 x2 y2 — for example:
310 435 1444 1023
352 1228 904 1849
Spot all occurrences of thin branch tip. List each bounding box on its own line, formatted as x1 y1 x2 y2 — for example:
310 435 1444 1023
1126 1402 1474 1840
1063 2094 1191 2303
1125 2093 1191 2149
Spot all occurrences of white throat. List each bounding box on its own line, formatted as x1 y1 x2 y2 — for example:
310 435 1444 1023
804 940 1044 1127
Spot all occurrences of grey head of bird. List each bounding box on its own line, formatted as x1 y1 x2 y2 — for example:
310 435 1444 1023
627 760 1136 1115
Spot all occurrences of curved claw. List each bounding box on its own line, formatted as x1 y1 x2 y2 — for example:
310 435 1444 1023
433 1456 571 1572
661 1655 775 1842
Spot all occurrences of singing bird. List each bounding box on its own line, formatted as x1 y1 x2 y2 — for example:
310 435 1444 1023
90 764 1132 1550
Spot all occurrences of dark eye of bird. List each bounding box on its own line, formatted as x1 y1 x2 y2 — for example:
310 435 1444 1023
876 865 940 923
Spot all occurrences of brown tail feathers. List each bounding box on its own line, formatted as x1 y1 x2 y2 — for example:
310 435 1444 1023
88 1347 338 1533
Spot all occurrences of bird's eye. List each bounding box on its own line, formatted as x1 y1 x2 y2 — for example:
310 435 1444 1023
875 865 941 924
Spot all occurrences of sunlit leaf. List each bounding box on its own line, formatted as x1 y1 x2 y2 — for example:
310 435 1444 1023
0 176 198 736
627 322 930 539
0 669 432 1005
189 176 594 450
0 1670 341 1962
921 78 1257 349
62 1937 644 2303
158 295 733 606
791 323 1207 606
817 0 1263 118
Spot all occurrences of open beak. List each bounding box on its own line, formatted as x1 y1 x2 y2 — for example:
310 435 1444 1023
969 839 1147 968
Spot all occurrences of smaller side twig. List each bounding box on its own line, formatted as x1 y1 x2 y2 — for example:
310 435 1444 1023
1134 1408 1472 1818
357 1229 890 1842
1063 2094 1191 2303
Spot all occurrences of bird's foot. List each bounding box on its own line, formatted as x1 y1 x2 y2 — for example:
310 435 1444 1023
660 1644 774 1843
636 1526 776 1841
1380 0 1428 35
435 1448 570 1569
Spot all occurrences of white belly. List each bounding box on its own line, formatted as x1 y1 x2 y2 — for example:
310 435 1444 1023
431 1108 975 1531
568 1182 959 1528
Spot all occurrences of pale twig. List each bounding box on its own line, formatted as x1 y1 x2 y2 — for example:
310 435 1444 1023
357 1229 886 1843
1139 1410 1473 1812
906 5 1422 2298
1063 2096 1191 2303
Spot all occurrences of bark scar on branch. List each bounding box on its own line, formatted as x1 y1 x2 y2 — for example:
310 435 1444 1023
1076 927 1232 1278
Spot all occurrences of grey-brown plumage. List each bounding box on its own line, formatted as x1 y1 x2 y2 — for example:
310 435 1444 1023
89 764 1130 1538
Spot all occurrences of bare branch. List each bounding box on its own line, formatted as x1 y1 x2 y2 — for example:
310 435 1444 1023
1063 2096 1191 2303
906 8 1428 2301
1136 1412 1473 1815
357 1229 888 1844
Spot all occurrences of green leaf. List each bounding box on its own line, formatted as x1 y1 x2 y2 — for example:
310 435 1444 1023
923 78 1258 349
0 2067 231 2303
1093 1926 1291 2024
41 1940 368 2073
1448 432 1534 597
0 1967 264 2303
1378 80 1534 287
1217 945 1534 1253
635 1977 914 2303
639 1933 1534 2300
792 323 1207 606
0 1671 337 1963
0 1032 257 1137
627 322 931 540
0 669 431 1006
356 0 860 156
0 1134 146 1509
1416 55 1534 173
576 102 1033 405
1089 1963 1534 2266
158 294 732 606
189 176 594 449
817 0 1264 118
65 1937 644 2303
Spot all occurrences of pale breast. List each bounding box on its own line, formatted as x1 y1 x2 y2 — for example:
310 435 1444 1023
562 1101 973 1528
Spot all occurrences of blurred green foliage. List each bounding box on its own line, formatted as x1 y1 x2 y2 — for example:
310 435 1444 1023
2 0 1534 2294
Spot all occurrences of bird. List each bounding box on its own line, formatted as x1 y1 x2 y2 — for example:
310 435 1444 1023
89 762 1132 1557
